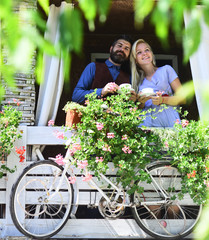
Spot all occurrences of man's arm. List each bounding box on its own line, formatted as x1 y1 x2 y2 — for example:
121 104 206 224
72 62 103 104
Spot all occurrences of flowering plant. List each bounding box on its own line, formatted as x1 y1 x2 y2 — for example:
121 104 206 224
59 91 209 204
0 100 23 178
158 118 209 204
63 101 85 112
64 90 164 194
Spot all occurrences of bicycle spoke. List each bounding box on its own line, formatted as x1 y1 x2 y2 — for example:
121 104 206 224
131 162 202 240
10 160 73 239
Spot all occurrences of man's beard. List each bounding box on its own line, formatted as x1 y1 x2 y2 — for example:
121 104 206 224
110 50 128 64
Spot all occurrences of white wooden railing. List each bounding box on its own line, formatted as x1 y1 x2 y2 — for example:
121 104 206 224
0 126 192 239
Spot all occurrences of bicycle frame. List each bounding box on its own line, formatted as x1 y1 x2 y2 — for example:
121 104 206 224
48 147 169 209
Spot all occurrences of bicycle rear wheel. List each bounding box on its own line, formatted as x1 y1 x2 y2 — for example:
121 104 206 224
10 160 73 239
131 161 202 240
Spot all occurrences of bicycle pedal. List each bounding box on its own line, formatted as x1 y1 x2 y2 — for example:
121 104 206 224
87 204 96 209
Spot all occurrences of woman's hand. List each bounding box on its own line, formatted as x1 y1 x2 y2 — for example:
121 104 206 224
151 96 163 105
137 95 152 104
137 93 152 108
129 90 137 102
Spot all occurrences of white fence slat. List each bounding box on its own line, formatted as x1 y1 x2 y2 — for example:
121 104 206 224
0 191 6 203
27 126 73 145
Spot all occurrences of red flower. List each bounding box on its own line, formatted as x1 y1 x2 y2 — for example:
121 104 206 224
15 146 26 162
187 170 196 179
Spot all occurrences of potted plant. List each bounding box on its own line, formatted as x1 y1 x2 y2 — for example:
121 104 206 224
63 101 85 128
61 90 209 205
64 90 163 194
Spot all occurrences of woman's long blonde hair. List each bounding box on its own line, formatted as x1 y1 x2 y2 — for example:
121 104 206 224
130 39 156 92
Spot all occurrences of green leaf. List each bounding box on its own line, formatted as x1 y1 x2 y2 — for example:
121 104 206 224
79 0 96 31
134 0 154 23
183 14 201 62
62 51 72 82
151 8 169 43
35 51 44 85
0 0 12 18
203 6 209 26
171 0 185 38
59 8 83 54
37 0 49 15
97 0 111 22
9 37 35 72
184 0 198 10
175 80 195 104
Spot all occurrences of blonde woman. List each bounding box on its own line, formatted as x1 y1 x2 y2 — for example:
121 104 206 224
130 39 185 127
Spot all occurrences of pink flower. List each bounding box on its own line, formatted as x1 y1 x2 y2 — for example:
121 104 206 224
108 82 119 92
204 180 209 187
55 154 65 165
96 156 104 163
122 135 128 140
181 119 189 128
77 160 88 169
130 107 137 112
68 176 76 184
122 145 132 154
72 143 81 151
156 91 165 96
175 119 180 124
102 145 111 152
53 130 64 139
107 132 115 138
85 100 90 105
68 143 82 155
164 141 169 148
48 120 55 126
82 173 93 182
96 122 104 130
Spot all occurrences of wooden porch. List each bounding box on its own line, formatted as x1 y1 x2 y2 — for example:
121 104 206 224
0 126 194 239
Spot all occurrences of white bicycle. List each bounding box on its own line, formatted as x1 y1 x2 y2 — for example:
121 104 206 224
10 148 202 239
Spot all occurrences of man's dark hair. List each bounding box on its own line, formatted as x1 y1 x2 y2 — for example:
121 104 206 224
111 34 133 47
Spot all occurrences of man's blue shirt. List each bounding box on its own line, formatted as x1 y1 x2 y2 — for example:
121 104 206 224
72 59 129 104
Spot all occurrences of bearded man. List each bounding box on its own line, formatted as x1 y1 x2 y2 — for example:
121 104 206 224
72 35 136 104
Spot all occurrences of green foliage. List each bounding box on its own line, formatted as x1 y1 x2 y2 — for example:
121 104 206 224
157 119 209 204
59 7 83 79
63 101 85 112
97 0 111 22
0 0 56 94
134 0 207 61
0 0 112 98
37 0 49 15
0 101 23 178
0 102 22 159
64 93 209 203
66 91 164 194
134 0 154 24
79 0 97 31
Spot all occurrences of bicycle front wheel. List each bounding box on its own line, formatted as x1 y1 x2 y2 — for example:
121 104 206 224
131 162 202 240
10 160 73 239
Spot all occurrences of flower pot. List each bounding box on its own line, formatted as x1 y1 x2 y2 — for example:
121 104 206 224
65 109 81 128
